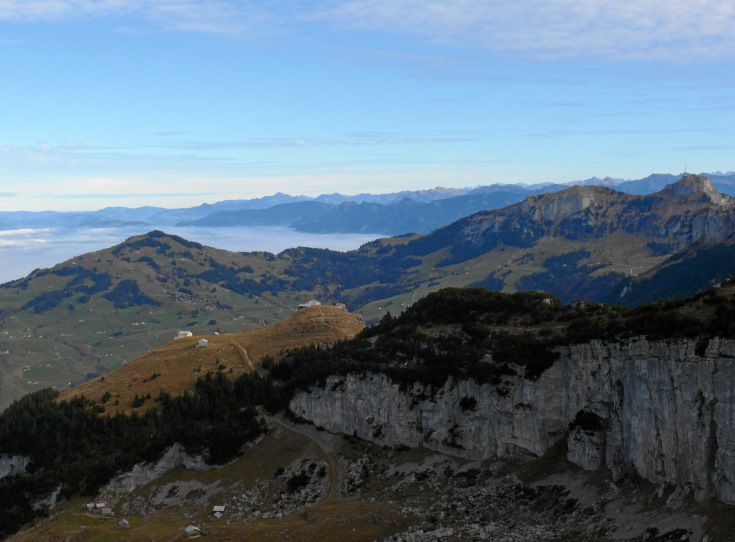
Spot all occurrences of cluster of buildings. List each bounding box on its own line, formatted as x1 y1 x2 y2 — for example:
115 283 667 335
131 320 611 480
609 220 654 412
85 502 133 530
174 329 209 348
85 502 113 517
83 501 226 538
182 505 226 538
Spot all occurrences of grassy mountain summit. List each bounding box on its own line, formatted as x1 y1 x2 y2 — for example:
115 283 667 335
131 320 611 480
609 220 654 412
0 231 308 409
59 305 363 414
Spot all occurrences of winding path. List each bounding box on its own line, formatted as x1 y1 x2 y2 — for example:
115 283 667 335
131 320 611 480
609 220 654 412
315 305 363 339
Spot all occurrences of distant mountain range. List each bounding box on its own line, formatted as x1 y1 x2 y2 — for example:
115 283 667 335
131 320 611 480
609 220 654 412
2 171 734 235
3 174 735 409
177 185 548 235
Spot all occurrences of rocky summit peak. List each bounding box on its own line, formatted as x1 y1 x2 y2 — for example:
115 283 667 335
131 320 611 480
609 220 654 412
662 174 719 197
656 173 733 208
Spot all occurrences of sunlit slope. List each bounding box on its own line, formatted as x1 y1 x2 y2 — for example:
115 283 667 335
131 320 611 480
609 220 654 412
59 305 364 414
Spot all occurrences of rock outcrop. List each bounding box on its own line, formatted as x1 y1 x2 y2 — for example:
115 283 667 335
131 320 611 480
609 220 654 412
0 455 29 479
446 175 735 262
106 444 212 494
290 336 735 503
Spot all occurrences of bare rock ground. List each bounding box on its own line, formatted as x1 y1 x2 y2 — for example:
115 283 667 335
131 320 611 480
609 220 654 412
73 416 727 542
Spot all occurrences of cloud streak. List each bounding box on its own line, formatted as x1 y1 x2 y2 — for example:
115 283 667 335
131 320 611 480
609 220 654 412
0 133 477 169
317 0 735 63
0 0 280 38
2 1 734 62
148 133 477 151
0 228 53 237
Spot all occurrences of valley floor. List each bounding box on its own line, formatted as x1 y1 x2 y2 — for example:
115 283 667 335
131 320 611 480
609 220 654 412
13 415 732 542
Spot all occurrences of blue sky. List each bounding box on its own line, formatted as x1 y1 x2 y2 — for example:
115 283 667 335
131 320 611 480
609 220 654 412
1 0 734 211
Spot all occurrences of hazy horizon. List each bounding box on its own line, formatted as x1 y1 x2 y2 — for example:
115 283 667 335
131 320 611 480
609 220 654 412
0 169 731 214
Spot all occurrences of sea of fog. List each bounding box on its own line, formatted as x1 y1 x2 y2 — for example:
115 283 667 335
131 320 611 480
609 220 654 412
0 226 387 284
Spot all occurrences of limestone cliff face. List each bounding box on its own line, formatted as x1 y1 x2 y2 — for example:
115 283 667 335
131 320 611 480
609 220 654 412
453 175 735 253
290 337 735 503
290 371 567 461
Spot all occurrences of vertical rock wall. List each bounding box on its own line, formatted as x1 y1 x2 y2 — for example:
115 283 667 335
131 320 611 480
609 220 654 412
289 337 735 503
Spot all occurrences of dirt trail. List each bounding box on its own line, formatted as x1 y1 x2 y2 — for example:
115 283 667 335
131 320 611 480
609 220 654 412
316 305 363 339
230 340 256 371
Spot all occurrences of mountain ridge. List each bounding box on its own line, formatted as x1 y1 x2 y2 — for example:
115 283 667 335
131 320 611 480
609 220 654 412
395 174 735 268
3 175 735 409
2 171 735 235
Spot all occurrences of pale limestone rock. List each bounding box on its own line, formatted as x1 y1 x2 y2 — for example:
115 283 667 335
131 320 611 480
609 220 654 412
290 336 735 503
107 444 211 493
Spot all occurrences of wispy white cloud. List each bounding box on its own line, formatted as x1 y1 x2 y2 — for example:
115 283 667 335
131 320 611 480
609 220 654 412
141 1 276 36
0 229 53 249
0 239 48 248
0 142 107 155
0 0 280 37
0 228 53 237
0 0 128 21
0 133 477 177
315 0 735 62
0 141 247 173
2 1 734 62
